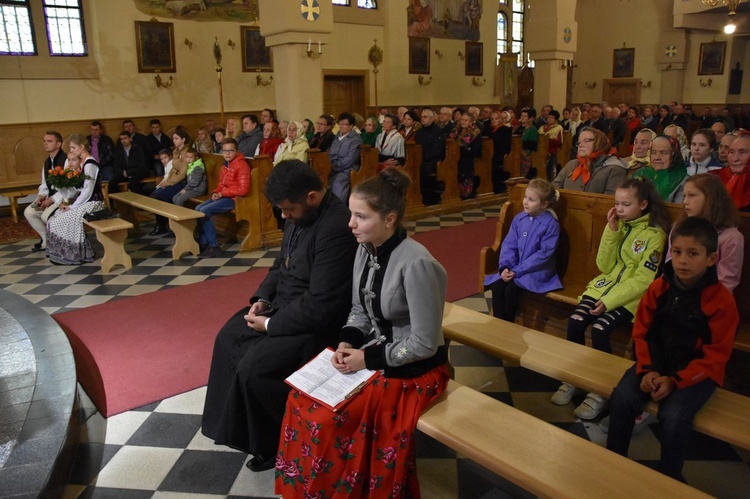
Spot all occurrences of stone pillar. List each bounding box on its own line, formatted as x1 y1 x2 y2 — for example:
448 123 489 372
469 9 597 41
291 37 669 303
258 0 332 121
525 0 577 111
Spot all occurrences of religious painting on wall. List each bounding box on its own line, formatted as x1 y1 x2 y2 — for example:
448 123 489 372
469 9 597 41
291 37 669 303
135 21 176 73
465 41 482 76
699 42 726 76
407 0 481 41
132 0 259 22
241 26 272 72
409 37 430 74
612 48 635 78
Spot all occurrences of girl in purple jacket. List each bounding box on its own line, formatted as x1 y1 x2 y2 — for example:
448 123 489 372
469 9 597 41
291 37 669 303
485 179 563 321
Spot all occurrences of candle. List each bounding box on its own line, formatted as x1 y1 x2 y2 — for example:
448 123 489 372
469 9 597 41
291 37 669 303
308 39 311 52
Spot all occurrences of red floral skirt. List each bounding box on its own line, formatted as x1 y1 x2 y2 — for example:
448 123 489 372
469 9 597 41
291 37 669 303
275 364 449 499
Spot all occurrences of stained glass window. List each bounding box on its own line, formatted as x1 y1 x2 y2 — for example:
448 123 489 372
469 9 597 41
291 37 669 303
497 11 507 62
43 0 86 56
0 0 36 55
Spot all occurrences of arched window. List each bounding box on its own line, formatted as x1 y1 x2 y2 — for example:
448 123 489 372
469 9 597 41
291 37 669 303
497 11 507 62
511 0 533 67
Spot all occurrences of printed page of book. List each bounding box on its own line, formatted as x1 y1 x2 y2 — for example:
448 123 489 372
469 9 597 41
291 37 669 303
285 348 378 411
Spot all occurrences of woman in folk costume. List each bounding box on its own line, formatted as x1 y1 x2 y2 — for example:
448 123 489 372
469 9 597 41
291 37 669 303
376 113 406 170
274 121 310 166
552 126 628 195
633 136 687 202
713 133 750 212
626 128 657 176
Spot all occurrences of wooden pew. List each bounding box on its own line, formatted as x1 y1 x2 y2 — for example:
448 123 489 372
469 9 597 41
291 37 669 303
404 143 425 210
474 137 494 196
0 187 38 223
350 145 379 188
189 153 263 252
307 149 331 187
417 379 709 498
83 218 133 273
505 135 522 179
480 182 750 356
249 154 283 248
557 132 573 168
437 139 461 204
530 134 550 181
441 303 750 451
109 191 204 259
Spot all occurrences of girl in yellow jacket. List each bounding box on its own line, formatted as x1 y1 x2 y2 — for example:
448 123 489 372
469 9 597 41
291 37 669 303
552 177 671 419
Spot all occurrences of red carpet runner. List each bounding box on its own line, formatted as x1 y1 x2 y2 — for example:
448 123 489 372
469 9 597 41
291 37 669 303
53 218 497 417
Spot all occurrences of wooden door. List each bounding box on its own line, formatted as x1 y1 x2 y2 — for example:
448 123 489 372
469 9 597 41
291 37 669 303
603 78 641 105
323 72 368 118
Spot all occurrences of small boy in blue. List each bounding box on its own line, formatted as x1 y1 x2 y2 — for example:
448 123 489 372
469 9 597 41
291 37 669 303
484 178 562 322
606 217 738 481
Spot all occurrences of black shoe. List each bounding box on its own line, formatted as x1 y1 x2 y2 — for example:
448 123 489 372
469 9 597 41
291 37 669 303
246 454 275 472
149 226 167 236
198 246 222 258
31 244 46 253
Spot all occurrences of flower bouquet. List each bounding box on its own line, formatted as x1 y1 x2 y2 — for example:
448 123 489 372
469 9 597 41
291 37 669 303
46 165 91 189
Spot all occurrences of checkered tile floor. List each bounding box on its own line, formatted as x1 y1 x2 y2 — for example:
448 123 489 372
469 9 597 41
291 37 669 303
2 205 749 498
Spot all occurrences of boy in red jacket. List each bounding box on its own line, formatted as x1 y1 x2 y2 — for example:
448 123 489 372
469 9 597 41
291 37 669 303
606 217 738 481
195 138 250 258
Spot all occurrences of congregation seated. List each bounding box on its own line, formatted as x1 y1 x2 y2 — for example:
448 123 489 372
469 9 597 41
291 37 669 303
273 120 309 166
360 115 381 147
236 114 262 158
685 128 723 176
713 133 750 212
552 126 627 194
256 121 284 158
449 112 483 199
146 119 174 176
108 130 149 195
663 124 690 161
482 109 512 193
625 128 656 176
172 148 207 207
87 120 116 181
399 110 421 143
193 127 214 154
718 132 737 165
308 114 335 151
149 126 190 235
514 107 538 178
375 113 405 169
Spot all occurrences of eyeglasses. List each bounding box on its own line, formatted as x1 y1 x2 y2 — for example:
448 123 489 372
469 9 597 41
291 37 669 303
222 149 236 153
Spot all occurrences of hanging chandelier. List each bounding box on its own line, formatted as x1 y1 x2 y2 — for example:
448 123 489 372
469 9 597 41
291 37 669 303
702 0 744 34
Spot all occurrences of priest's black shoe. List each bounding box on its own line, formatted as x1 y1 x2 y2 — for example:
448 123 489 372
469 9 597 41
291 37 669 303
149 226 167 236
246 454 275 472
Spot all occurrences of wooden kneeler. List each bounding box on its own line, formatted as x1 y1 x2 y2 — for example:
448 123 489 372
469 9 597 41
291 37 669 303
84 218 133 273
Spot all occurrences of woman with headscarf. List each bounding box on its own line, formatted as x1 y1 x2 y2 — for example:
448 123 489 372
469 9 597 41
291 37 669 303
713 133 750 212
273 121 310 166
632 135 687 202
302 118 314 143
626 128 657 176
257 121 284 158
360 116 382 147
449 112 483 199
552 126 627 194
567 107 583 137
663 124 690 161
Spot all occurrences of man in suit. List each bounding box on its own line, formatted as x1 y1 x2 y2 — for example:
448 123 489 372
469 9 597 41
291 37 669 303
201 160 357 472
87 120 115 181
108 131 149 194
121 119 150 158
24 131 67 252
145 119 173 176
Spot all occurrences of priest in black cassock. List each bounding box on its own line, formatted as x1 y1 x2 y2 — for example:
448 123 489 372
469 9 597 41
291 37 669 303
201 160 357 472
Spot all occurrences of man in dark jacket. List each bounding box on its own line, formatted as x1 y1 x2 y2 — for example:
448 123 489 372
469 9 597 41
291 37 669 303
309 114 335 151
416 108 446 205
145 119 174 176
87 121 116 181
236 113 262 158
108 131 149 194
201 160 357 472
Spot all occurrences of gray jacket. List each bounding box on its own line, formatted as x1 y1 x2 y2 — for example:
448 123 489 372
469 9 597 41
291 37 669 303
328 131 363 172
342 235 447 373
552 155 628 195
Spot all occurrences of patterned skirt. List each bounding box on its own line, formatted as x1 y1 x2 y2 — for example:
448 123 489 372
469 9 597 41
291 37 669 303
46 201 105 265
275 365 449 499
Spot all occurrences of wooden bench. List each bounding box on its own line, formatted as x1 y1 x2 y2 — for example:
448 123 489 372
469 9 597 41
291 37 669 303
441 303 750 451
1 188 39 223
480 182 750 355
417 380 709 498
188 154 262 252
83 218 133 273
109 191 204 259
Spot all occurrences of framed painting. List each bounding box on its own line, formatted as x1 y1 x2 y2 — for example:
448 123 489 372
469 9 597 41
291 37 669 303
408 37 430 74
241 26 273 72
134 21 176 73
466 41 483 76
612 48 634 78
699 42 726 76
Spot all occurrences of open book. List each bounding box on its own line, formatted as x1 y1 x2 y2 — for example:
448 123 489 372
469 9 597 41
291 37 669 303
285 348 379 412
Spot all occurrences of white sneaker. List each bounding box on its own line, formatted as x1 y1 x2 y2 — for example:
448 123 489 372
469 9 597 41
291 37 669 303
599 411 653 434
551 383 581 405
574 393 609 419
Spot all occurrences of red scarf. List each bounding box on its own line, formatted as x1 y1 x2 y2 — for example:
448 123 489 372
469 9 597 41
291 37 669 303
570 149 606 185
714 163 750 210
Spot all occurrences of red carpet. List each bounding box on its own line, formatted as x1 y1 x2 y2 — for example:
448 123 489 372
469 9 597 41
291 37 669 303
53 269 268 417
52 219 494 417
414 218 496 302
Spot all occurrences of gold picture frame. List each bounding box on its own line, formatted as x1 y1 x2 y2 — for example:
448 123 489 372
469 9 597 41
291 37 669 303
134 21 176 73
698 42 726 76
241 26 273 72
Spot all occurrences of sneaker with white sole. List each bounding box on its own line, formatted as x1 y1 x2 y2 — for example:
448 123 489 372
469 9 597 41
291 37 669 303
574 393 608 419
551 383 581 405
599 411 654 434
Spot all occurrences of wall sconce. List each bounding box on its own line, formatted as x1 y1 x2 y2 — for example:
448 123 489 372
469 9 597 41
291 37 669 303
664 63 672 71
584 81 597 89
699 78 713 87
559 59 576 70
471 77 486 87
154 74 173 88
641 81 652 88
227 39 236 50
418 75 432 85
184 38 193 50
255 74 273 86
457 51 465 61
306 39 322 59
434 49 443 59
